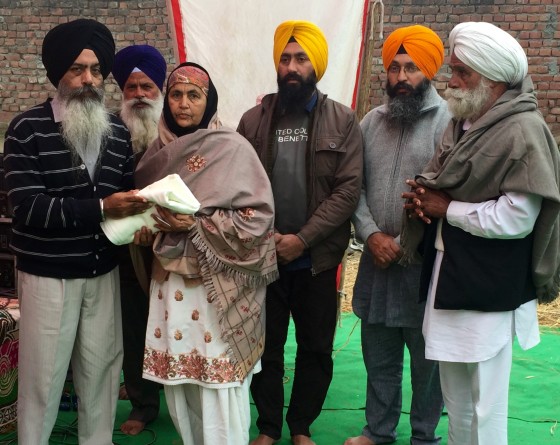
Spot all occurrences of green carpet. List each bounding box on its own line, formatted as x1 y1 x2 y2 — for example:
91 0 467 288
1 313 558 444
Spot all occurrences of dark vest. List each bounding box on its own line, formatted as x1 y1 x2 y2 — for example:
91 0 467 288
419 219 535 311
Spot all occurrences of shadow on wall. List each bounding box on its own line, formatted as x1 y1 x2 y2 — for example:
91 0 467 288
0 124 6 153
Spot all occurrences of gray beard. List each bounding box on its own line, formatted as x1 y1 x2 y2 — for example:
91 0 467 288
56 85 111 168
386 95 424 125
119 94 163 153
385 78 430 125
444 78 492 122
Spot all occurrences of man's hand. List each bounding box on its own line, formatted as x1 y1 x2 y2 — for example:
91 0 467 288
402 179 451 224
103 190 150 219
367 232 401 269
274 233 305 265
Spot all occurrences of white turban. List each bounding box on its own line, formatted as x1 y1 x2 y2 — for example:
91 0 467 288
449 22 528 87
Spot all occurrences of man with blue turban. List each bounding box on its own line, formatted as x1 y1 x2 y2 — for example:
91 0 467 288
113 44 166 154
238 20 363 445
112 44 167 436
4 19 151 445
402 22 560 445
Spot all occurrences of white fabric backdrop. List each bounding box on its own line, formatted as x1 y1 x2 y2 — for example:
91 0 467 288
167 0 368 129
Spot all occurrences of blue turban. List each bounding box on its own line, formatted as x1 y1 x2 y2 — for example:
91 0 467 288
112 45 167 91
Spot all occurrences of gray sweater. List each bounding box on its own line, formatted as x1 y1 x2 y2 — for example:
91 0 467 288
351 86 451 326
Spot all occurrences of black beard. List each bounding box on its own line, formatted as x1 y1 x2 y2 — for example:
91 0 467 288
385 78 431 125
277 72 317 114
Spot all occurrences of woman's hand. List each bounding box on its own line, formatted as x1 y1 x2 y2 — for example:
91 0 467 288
152 205 196 232
133 226 155 246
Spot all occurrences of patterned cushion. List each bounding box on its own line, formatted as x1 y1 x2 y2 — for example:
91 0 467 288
0 302 19 433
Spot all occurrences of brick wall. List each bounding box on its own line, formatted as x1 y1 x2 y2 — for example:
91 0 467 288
0 0 175 125
1 0 559 138
366 0 560 138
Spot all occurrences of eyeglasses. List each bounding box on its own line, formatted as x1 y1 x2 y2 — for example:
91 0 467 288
388 63 420 75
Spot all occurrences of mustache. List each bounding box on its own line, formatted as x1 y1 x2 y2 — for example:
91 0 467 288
389 81 414 95
281 73 304 83
67 85 104 102
129 98 154 107
122 95 164 115
444 88 470 100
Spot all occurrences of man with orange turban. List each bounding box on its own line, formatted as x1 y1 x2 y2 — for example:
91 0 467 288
238 20 363 445
345 25 449 445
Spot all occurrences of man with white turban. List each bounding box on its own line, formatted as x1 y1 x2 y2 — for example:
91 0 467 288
238 20 363 445
112 44 167 436
4 19 151 445
402 22 560 445
346 24 449 445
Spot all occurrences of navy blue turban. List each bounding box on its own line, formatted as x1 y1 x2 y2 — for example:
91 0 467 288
42 18 115 88
112 45 167 91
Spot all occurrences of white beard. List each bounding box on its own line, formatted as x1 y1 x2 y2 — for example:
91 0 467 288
119 94 163 153
56 84 111 168
444 77 493 122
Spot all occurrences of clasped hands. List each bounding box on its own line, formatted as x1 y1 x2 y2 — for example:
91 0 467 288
402 179 451 224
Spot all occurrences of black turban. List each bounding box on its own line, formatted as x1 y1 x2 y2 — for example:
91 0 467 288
42 18 115 88
112 45 167 91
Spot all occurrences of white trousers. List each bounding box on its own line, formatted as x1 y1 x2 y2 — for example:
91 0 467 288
164 374 253 445
439 340 512 445
17 269 123 445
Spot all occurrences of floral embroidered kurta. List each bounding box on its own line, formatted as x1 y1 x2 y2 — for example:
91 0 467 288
144 274 245 386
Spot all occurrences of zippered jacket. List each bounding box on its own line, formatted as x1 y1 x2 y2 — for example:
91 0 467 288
238 91 363 274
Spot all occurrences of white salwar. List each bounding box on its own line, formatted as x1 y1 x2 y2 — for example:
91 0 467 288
165 373 253 445
143 272 258 445
423 191 542 445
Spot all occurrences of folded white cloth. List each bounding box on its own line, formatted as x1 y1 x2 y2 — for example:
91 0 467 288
101 174 201 245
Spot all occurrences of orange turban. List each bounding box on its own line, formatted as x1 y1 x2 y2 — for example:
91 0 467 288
382 25 444 79
273 20 328 81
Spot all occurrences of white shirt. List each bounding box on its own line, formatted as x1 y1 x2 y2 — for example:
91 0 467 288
423 192 542 362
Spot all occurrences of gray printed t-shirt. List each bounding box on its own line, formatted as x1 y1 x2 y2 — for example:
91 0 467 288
271 111 310 235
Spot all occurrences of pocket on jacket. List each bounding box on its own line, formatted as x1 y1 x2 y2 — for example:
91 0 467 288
315 136 346 178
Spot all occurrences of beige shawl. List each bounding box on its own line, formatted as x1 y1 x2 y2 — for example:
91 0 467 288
135 118 278 379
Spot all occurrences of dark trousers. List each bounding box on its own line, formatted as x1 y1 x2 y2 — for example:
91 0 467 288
120 277 161 423
251 266 339 439
361 323 443 444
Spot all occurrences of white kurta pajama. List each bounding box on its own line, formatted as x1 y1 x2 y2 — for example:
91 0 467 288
400 77 560 445
423 191 542 445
